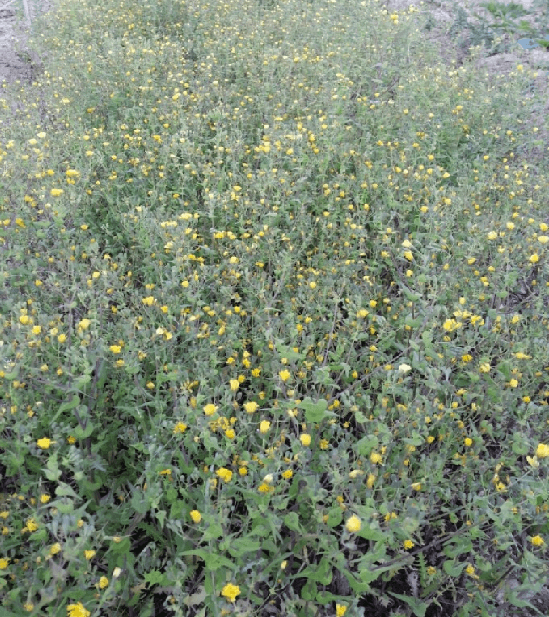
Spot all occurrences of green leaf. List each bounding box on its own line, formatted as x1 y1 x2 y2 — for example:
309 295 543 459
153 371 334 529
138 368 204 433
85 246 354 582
443 560 466 577
512 433 530 455
203 523 223 541
74 422 95 439
326 507 343 528
144 570 170 586
283 512 301 532
51 394 80 423
298 397 334 423
181 549 235 572
354 434 379 456
389 593 429 617
276 344 305 362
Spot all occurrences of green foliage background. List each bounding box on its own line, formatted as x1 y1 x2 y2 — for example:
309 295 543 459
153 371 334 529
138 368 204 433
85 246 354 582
1 0 549 615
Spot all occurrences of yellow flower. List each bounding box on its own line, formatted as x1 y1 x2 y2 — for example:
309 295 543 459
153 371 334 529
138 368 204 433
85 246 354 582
279 369 291 381
50 542 61 555
370 452 383 464
216 468 232 482
403 539 414 550
529 253 539 264
173 422 187 434
142 296 155 305
0 558 9 569
230 379 240 391
345 515 361 533
282 469 293 480
243 401 259 413
204 403 217 416
67 602 91 617
336 605 347 616
58 333 67 343
225 428 235 439
487 231 497 240
77 318 90 330
109 345 122 354
508 379 518 388
190 510 202 523
221 583 240 603
26 518 38 532
84 550 96 560
530 535 544 546
98 576 109 589
259 421 271 434
300 433 311 446
37 437 53 450
464 438 473 447
40 494 51 504
50 188 64 197
479 363 491 373
411 483 422 491
536 443 549 458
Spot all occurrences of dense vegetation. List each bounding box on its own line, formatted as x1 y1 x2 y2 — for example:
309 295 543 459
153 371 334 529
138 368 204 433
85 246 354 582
1 0 549 614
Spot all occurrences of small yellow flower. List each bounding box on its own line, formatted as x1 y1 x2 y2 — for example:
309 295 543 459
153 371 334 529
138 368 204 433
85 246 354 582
109 345 122 354
49 543 61 555
190 510 202 523
204 403 218 416
259 421 271 434
142 296 155 305
216 468 233 482
225 428 235 439
26 518 38 532
221 583 240 603
67 602 91 617
243 401 259 413
37 438 53 450
345 514 362 533
479 362 491 373
50 188 64 197
464 438 473 447
282 469 293 480
0 558 9 569
508 379 518 388
300 433 311 446
336 605 347 617
411 482 422 491
530 535 544 546
230 379 240 391
40 494 51 504
529 253 539 264
98 576 109 589
279 369 291 382
536 443 549 458
84 550 96 560
173 422 187 434
403 539 414 550
370 452 383 464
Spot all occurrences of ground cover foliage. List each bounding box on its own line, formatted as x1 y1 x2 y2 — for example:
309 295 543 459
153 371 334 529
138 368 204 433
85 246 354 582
1 0 549 614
